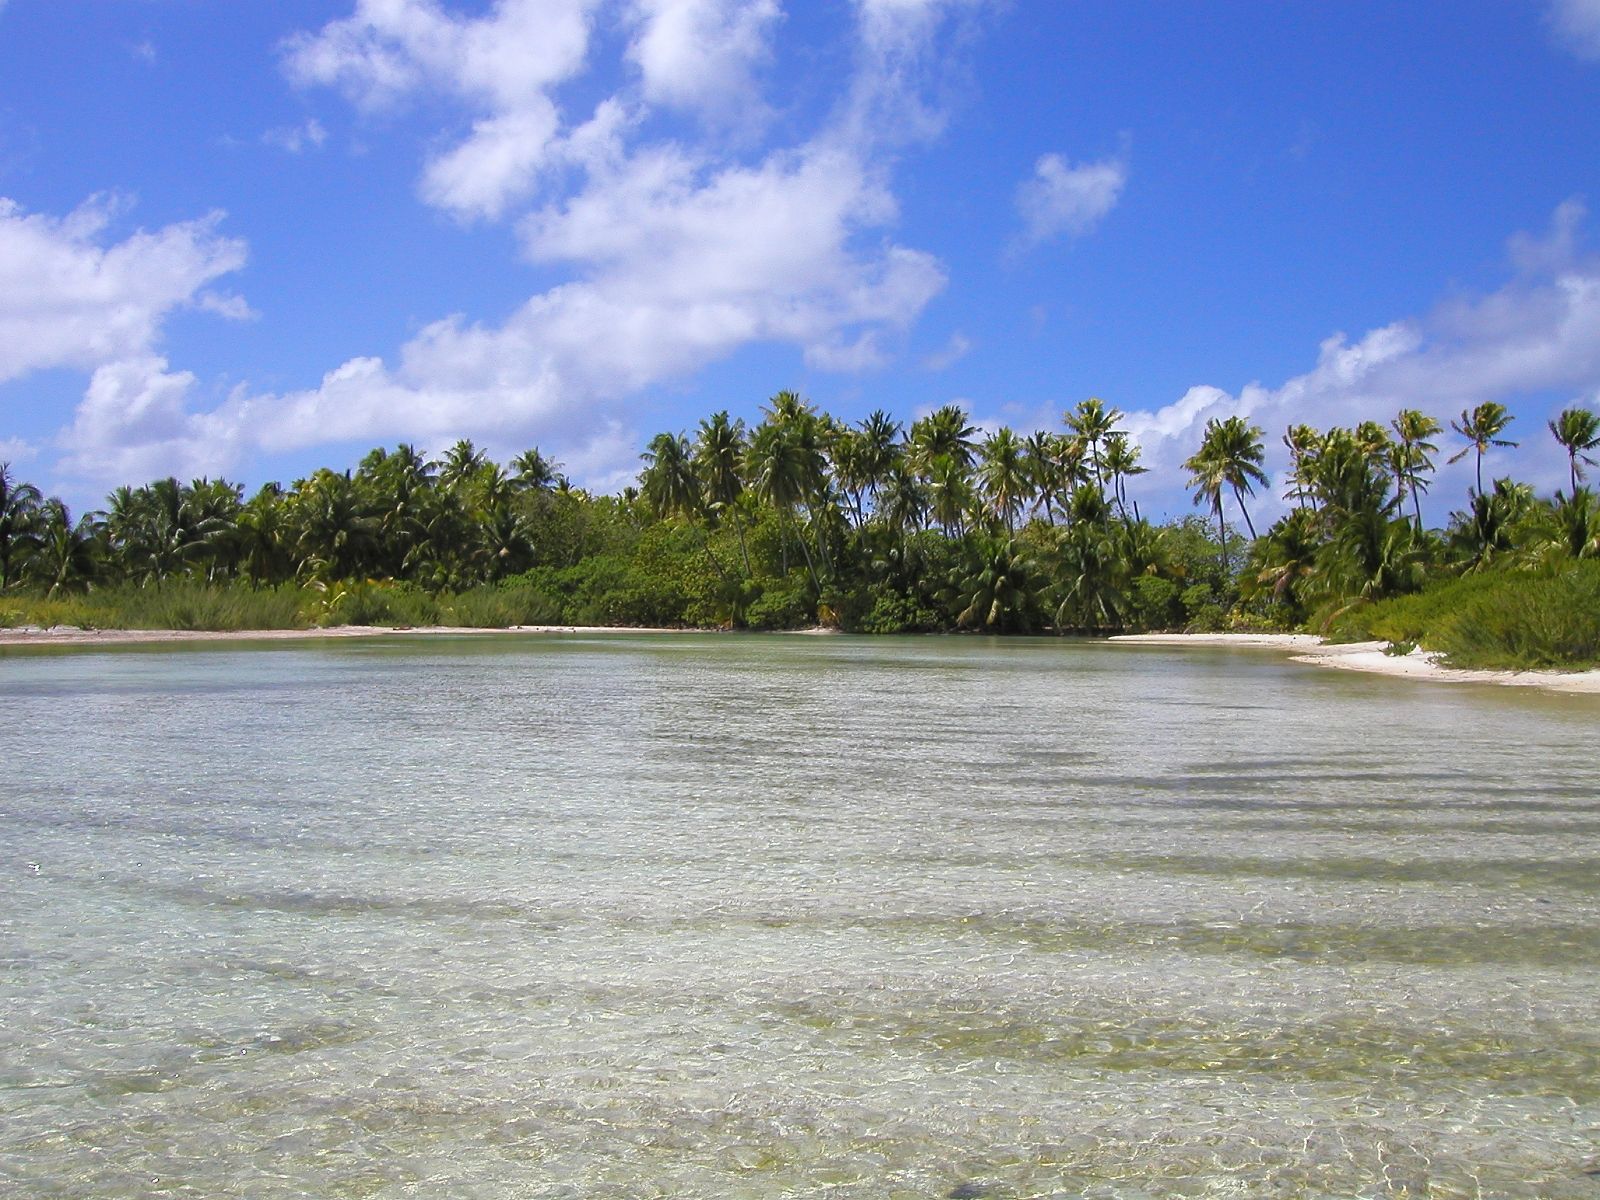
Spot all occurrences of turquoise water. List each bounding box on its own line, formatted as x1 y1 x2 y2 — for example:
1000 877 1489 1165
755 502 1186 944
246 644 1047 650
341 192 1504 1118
2 633 1598 1198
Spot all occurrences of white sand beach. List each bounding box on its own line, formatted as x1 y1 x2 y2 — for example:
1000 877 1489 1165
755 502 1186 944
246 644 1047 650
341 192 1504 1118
1110 632 1600 694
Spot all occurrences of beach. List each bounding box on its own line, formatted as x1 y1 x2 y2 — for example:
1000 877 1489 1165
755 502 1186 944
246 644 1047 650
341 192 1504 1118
1110 632 1600 694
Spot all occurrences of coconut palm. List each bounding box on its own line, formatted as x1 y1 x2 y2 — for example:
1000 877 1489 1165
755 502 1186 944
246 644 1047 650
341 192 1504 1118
907 405 979 475
0 463 44 589
1389 409 1442 531
1065 397 1123 495
31 500 99 596
695 412 751 571
640 433 702 521
510 447 561 493
1184 416 1268 568
1100 431 1147 517
1549 407 1600 495
956 537 1033 631
1448 402 1517 498
1281 425 1322 511
977 427 1031 532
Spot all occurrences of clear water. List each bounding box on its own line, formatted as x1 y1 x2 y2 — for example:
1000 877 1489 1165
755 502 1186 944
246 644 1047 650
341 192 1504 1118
2 633 1598 1199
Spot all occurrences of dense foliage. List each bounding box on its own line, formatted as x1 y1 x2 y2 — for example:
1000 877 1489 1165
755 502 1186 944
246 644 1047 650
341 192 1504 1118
2 394 1598 665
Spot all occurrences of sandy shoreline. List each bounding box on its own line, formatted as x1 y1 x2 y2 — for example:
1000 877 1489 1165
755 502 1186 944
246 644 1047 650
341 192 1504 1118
1110 632 1600 694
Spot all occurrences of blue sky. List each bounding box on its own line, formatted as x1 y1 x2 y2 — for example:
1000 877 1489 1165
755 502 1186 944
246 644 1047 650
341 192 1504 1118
3 0 1600 524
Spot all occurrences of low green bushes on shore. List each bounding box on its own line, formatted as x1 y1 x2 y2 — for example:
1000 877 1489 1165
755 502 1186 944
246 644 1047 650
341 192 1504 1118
1331 561 1600 670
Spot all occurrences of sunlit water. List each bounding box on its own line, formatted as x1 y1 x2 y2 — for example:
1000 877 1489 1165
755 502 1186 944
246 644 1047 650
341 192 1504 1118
2 633 1598 1199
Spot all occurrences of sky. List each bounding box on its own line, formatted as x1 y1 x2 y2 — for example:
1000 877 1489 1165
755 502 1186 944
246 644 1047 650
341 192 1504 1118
3 0 1600 526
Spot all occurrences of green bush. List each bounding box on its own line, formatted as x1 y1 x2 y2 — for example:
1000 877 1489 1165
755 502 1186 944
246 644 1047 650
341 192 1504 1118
1332 562 1600 669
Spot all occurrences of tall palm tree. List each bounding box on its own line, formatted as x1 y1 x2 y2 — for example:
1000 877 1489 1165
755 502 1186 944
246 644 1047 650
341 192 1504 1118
435 438 488 492
1065 397 1123 496
748 418 827 590
1549 407 1600 495
0 463 44 589
1185 416 1268 570
695 412 751 572
977 427 1030 532
510 447 561 493
640 432 702 521
1281 424 1322 511
907 405 978 476
1448 402 1517 498
1100 431 1147 517
1389 409 1441 531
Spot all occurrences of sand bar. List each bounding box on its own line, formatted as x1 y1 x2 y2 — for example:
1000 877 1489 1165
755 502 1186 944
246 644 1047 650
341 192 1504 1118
1110 632 1600 694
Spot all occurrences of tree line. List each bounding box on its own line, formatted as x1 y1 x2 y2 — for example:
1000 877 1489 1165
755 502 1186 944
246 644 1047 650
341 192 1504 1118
1 394 1597 636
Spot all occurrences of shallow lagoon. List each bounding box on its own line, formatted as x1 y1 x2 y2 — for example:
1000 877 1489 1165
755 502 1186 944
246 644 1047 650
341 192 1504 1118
2 633 1598 1198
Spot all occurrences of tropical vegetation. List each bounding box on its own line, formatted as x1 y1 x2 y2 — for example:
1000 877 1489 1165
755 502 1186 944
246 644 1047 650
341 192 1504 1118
2 395 1597 668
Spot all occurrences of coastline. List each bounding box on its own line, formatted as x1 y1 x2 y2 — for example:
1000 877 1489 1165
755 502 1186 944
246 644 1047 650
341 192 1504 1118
4 623 1596 693
1109 632 1600 694
0 624 699 648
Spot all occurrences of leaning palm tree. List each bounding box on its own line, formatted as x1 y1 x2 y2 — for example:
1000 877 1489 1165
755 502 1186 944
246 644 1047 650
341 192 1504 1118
1448 402 1517 498
1549 406 1600 495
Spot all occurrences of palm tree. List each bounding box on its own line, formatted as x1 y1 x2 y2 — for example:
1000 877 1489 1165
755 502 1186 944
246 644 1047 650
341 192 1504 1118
907 405 978 476
1065 397 1123 496
1281 425 1322 511
1389 409 1442 531
435 438 488 492
956 537 1032 631
640 432 702 521
31 500 99 596
1549 407 1600 495
510 447 561 492
1100 431 1147 517
1184 416 1268 569
748 418 826 590
1448 402 1517 497
977 427 1031 532
695 412 750 572
0 463 44 589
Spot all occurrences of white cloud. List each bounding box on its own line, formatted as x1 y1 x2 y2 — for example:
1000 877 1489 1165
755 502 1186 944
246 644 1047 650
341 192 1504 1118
1120 202 1600 520
283 0 598 220
1549 0 1600 59
0 436 36 466
0 195 247 384
1015 151 1127 249
624 0 781 123
263 117 328 154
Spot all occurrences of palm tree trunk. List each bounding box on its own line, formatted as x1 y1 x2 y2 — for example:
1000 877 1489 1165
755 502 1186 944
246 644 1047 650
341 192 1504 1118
1214 495 1229 575
1233 486 1258 540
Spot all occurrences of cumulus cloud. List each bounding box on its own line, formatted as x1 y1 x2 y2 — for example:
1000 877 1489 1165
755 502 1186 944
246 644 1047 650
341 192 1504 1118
1014 150 1127 249
282 0 598 219
0 195 247 384
1120 202 1600 520
922 331 971 370
38 1 975 496
206 0 957 475
1549 0 1600 59
624 0 781 123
